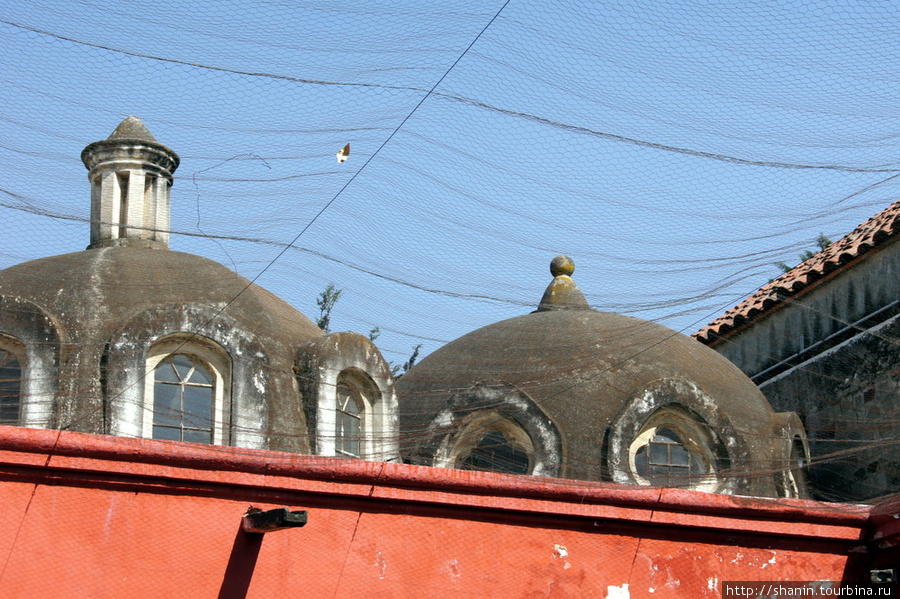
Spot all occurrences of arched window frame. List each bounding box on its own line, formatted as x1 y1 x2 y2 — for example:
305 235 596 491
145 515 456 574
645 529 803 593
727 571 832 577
775 436 809 499
0 297 60 430
410 384 562 478
628 408 720 492
297 332 399 462
0 335 25 427
143 335 231 445
332 369 379 459
441 412 535 475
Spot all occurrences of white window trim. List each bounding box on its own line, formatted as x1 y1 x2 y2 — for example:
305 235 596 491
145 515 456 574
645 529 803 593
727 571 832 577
335 379 365 458
332 370 377 459
778 437 808 499
316 367 391 460
628 413 719 492
436 412 536 475
143 336 231 445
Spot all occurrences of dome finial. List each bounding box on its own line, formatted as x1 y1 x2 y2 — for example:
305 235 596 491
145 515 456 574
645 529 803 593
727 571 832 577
550 255 575 277
107 116 158 143
537 255 590 312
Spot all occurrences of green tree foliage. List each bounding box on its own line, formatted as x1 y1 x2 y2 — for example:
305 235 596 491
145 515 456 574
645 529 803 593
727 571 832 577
315 286 421 379
315 283 343 333
775 234 833 274
391 344 423 378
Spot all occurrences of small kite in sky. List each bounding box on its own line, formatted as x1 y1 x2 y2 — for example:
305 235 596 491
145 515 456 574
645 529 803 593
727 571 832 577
336 143 350 163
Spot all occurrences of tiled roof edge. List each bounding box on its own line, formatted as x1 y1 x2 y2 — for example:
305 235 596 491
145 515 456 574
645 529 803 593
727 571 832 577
694 200 900 344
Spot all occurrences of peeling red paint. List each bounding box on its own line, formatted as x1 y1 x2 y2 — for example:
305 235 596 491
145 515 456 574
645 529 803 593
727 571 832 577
0 427 888 597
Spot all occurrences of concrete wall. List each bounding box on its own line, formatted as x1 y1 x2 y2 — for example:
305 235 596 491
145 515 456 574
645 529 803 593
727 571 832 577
0 427 886 598
713 242 900 381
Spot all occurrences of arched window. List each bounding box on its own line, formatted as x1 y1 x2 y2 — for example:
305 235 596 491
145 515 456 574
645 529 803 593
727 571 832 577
443 413 535 475
336 380 362 457
144 335 230 445
152 354 215 443
629 409 720 491
0 347 22 426
632 427 708 486
333 370 381 459
458 429 531 475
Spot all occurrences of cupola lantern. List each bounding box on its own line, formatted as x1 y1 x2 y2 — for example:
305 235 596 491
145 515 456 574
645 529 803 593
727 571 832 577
81 116 180 250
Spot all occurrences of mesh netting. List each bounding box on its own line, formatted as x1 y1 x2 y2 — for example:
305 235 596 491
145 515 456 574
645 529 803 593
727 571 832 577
1 0 899 521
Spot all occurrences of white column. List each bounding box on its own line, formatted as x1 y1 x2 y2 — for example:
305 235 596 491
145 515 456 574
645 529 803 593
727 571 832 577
142 176 157 241
99 170 120 240
125 169 145 239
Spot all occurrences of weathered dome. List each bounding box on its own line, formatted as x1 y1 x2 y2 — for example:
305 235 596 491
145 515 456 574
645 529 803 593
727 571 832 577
0 247 322 450
0 247 321 343
0 116 400 461
398 257 807 497
0 117 328 452
0 247 319 335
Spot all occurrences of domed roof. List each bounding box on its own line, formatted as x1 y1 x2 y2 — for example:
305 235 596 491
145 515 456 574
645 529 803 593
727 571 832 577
0 246 321 344
399 308 772 426
0 118 327 450
398 297 775 452
398 257 799 494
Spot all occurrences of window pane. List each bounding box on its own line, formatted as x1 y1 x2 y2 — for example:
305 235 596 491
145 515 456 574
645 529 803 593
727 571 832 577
336 381 363 457
636 426 709 487
669 444 690 466
171 354 194 382
152 353 215 445
0 352 21 426
690 457 706 476
649 441 669 465
152 383 181 429
339 392 359 416
650 464 671 480
182 384 213 430
186 362 212 386
655 427 682 444
459 430 530 475
338 411 360 456
154 359 180 383
152 425 181 442
634 446 649 477
183 428 212 444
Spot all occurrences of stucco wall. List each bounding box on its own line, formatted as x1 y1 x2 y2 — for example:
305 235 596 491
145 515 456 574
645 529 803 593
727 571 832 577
0 427 882 598
713 242 900 381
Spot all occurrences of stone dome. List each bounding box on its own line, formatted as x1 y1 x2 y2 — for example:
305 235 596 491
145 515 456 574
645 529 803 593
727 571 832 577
0 238 323 453
398 257 807 497
0 117 398 460
0 247 321 340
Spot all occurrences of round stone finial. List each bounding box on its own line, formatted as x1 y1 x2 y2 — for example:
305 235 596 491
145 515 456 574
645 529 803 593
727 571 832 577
550 255 575 277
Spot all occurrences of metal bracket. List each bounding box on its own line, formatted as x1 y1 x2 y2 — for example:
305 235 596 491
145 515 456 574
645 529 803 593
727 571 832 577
871 568 897 584
242 508 308 533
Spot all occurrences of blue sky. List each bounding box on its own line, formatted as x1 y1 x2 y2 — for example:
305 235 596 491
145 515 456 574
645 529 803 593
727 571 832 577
1 1 899 365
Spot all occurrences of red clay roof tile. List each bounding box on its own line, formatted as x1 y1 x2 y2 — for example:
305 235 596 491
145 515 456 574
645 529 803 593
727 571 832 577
693 200 900 344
